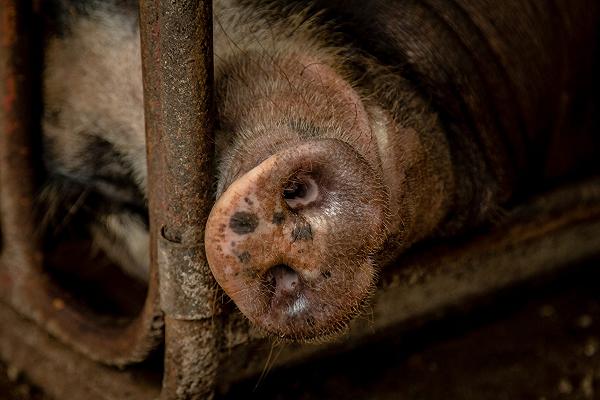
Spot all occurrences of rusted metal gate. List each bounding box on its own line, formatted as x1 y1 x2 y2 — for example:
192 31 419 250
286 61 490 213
1 0 599 399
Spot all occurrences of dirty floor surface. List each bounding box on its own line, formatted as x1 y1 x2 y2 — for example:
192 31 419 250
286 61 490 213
2 261 599 400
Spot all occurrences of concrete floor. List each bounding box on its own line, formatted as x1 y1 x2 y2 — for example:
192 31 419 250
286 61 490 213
2 260 599 400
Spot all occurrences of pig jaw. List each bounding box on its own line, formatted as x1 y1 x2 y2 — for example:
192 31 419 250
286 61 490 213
205 139 387 340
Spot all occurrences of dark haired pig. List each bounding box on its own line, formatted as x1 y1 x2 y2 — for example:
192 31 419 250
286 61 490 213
41 0 599 341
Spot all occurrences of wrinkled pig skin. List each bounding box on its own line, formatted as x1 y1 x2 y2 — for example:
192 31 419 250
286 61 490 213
40 0 599 340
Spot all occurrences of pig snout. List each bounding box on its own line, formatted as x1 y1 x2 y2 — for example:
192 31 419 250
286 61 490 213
205 139 388 340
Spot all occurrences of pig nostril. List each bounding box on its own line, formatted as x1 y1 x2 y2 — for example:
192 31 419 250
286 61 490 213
283 180 307 199
263 264 301 295
283 176 319 209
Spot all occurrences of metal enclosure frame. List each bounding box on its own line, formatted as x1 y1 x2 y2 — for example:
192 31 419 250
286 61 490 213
0 0 222 397
1 0 599 399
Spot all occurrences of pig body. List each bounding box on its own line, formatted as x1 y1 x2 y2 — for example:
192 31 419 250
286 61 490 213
41 0 599 340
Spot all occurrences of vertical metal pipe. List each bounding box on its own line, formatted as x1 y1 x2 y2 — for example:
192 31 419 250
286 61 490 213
0 0 41 297
139 0 219 398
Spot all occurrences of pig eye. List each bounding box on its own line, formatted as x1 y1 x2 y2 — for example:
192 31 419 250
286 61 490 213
282 176 319 209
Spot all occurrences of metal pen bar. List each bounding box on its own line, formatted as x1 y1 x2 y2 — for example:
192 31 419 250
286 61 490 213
138 0 219 398
0 0 164 367
0 0 40 298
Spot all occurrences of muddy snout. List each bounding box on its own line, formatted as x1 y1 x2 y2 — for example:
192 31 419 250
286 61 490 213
205 139 388 340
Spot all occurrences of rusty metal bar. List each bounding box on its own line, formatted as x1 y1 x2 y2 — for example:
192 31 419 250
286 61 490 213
0 0 164 367
139 0 219 398
0 0 40 299
0 299 161 400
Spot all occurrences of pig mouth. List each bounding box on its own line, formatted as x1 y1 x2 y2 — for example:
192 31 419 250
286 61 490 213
254 260 375 340
213 253 376 341
205 139 387 340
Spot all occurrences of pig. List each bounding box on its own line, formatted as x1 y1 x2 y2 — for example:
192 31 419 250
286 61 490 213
40 0 599 341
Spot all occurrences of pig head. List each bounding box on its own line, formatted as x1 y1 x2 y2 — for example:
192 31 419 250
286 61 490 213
204 0 599 340
40 0 599 342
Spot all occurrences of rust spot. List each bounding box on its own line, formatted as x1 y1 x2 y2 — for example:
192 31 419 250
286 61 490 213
1 4 17 47
52 298 65 311
2 75 16 113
